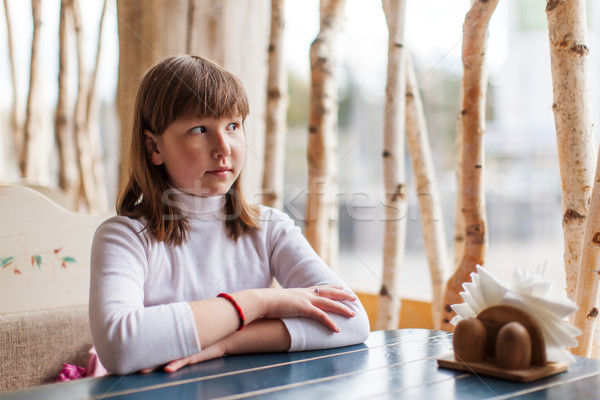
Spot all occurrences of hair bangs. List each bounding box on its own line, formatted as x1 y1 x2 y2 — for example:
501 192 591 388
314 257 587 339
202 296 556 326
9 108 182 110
141 56 249 137
176 64 250 123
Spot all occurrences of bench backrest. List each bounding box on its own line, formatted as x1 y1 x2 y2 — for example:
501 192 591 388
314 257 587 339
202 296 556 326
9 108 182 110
0 185 110 313
0 185 111 391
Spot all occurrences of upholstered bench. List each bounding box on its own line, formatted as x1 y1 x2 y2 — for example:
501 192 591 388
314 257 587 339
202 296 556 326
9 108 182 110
0 185 110 392
0 306 92 391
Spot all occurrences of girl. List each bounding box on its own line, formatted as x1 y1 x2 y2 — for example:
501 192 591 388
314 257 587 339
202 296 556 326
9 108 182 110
89 55 370 375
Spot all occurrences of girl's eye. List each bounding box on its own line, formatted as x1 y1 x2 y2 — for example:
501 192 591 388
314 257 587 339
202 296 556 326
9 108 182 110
226 123 238 132
190 126 206 134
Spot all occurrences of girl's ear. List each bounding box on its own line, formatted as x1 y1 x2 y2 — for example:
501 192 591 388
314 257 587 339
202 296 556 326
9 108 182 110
144 130 164 165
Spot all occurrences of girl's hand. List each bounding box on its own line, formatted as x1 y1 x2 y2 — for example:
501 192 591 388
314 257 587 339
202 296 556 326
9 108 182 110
164 318 290 373
164 342 226 373
262 285 357 333
186 286 358 358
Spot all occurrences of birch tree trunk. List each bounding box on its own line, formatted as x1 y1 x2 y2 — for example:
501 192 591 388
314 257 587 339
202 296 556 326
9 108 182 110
22 0 43 178
572 149 600 357
86 0 108 126
55 0 80 209
441 0 497 331
262 0 287 209
593 309 600 358
72 0 98 212
116 0 189 187
453 87 466 271
405 53 449 330
3 0 22 169
546 0 595 303
305 0 346 268
568 0 600 349
376 0 407 331
86 0 109 212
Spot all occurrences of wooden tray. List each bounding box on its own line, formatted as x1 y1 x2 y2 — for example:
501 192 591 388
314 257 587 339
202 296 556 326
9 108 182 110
437 353 568 383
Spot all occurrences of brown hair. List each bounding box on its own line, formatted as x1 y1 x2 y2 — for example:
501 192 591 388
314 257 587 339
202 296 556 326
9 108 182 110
117 55 259 244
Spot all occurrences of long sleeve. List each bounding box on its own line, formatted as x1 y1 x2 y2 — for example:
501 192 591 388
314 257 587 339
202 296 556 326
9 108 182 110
264 209 371 351
90 197 370 375
89 218 201 374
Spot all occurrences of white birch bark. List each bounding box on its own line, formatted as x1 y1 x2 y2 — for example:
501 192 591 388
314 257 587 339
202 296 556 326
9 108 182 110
85 0 107 125
453 87 465 272
56 0 80 209
22 0 43 178
3 0 22 170
376 0 407 331
85 0 109 212
592 298 600 358
72 0 98 212
305 0 346 268
573 149 600 357
405 53 449 330
546 0 596 303
262 0 287 210
441 0 497 331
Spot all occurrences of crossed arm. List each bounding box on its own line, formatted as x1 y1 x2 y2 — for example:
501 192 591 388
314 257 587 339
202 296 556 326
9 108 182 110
160 285 357 372
91 214 369 375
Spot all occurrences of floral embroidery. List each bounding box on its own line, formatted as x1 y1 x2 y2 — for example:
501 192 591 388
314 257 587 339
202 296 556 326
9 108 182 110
0 257 14 268
1 248 77 275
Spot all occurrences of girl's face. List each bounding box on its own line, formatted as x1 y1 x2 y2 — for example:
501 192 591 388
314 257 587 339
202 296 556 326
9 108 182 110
145 115 246 197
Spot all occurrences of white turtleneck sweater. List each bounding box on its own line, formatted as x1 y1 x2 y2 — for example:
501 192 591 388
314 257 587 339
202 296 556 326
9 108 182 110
89 190 370 374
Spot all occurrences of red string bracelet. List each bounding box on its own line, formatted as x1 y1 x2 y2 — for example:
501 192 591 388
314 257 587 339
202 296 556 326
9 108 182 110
217 293 245 331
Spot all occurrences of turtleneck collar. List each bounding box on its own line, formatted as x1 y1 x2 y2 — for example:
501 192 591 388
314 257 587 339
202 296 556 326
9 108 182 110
165 187 227 219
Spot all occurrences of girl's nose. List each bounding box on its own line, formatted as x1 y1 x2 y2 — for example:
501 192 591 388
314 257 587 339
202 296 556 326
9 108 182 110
212 131 231 159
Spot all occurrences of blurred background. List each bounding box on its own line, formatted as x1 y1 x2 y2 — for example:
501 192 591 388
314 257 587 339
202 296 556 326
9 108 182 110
2 0 600 302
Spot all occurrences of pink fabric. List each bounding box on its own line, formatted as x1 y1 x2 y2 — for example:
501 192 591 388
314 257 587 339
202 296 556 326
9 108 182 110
56 364 86 382
55 347 108 382
87 346 108 377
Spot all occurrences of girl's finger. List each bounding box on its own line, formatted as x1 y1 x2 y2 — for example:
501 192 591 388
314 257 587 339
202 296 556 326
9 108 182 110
307 308 340 332
164 357 189 373
165 344 225 373
314 298 356 318
312 286 357 301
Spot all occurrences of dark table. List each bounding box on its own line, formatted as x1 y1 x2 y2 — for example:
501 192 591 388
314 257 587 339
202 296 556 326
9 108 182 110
2 329 600 399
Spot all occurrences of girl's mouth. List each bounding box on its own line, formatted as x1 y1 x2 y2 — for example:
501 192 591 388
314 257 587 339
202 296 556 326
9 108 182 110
206 168 231 177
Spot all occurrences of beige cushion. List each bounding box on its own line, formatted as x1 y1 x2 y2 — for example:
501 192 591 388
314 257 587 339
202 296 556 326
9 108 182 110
0 305 92 392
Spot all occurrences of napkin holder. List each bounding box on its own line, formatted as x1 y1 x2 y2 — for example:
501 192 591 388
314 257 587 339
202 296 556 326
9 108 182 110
437 304 569 382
